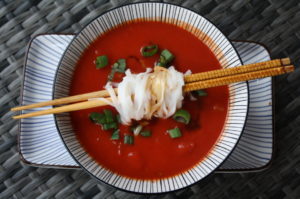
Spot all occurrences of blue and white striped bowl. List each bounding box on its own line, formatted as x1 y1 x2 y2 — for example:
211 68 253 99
53 3 248 193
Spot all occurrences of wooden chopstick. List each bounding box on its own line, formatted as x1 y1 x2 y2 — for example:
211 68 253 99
184 65 294 92
11 88 117 111
13 98 111 119
12 60 294 119
184 58 290 83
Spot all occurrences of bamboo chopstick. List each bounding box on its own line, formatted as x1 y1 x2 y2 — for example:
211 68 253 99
184 65 294 92
12 60 294 119
13 98 112 119
184 58 290 83
11 88 117 111
11 58 290 112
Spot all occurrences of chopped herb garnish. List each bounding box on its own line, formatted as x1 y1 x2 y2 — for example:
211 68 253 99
193 89 208 97
133 124 143 136
161 49 174 63
157 55 167 67
173 109 191 124
141 44 158 57
104 109 114 123
113 59 126 73
124 135 134 144
108 59 127 81
102 122 118 130
116 114 121 123
108 70 115 81
111 129 120 140
168 127 182 138
140 130 151 137
158 49 174 67
96 55 108 69
89 112 106 124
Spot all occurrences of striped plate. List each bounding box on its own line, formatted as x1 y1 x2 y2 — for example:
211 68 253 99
19 35 272 171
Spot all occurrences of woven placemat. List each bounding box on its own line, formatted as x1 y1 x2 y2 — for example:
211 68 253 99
1 0 300 198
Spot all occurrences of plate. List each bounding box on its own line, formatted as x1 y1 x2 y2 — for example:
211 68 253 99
19 34 273 171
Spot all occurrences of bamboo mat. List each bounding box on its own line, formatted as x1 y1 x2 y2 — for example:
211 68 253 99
1 0 300 198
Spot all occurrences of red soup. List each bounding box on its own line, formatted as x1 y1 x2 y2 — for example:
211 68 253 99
70 21 229 180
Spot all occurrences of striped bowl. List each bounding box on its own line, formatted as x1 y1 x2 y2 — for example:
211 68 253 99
53 2 248 193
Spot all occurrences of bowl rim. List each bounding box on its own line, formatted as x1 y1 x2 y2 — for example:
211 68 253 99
53 2 248 194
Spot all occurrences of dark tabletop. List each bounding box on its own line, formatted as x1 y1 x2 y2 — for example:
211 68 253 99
1 0 300 198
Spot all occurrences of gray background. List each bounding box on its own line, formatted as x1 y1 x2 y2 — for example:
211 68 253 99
1 0 300 198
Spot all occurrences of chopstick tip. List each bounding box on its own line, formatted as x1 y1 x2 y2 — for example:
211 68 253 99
12 115 20 120
281 57 291 65
284 65 295 73
11 107 18 111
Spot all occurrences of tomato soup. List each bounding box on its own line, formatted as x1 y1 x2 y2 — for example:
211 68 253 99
70 21 229 179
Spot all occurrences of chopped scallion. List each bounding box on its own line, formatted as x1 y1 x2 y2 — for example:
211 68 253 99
173 109 191 124
140 130 151 137
193 89 208 97
111 129 120 140
108 59 127 81
168 127 182 138
124 135 134 144
108 70 115 81
158 49 174 67
104 109 114 123
141 45 158 57
133 124 143 136
157 55 167 67
161 49 174 63
89 112 106 124
102 122 118 130
113 59 126 73
96 55 108 69
116 114 121 123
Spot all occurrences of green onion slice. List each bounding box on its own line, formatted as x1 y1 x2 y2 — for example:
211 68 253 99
158 49 174 67
193 89 208 97
104 109 114 123
108 70 115 81
89 112 106 124
113 59 126 73
111 129 120 140
141 45 158 57
161 49 174 62
157 55 167 67
108 59 126 81
173 109 191 124
96 55 108 69
124 135 134 144
102 122 118 130
116 114 121 123
133 124 143 136
168 127 182 138
140 130 151 137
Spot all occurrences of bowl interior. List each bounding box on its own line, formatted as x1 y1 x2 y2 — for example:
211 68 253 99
54 2 248 193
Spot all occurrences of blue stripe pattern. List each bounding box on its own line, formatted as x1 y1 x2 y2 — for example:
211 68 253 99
219 41 273 170
19 35 77 167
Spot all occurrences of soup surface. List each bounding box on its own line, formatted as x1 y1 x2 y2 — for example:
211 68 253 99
70 21 229 179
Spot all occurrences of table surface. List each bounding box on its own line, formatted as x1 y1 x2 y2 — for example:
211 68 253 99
1 0 300 198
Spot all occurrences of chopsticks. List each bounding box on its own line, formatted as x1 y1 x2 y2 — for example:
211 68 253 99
184 64 294 92
11 89 116 111
12 58 294 119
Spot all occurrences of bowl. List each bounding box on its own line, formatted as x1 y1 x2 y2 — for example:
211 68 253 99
53 2 248 193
